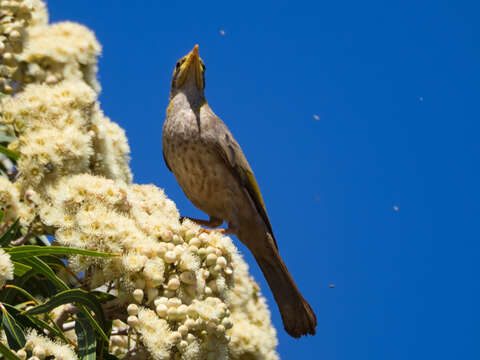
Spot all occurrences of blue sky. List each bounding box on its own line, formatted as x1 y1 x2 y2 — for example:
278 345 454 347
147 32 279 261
48 1 479 359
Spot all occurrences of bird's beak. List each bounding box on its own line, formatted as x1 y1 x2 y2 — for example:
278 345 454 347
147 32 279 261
177 44 203 89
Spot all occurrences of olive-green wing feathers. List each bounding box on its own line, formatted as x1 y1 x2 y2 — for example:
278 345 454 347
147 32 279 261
215 125 278 249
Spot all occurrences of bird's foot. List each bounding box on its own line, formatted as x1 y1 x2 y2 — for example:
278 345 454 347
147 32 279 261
180 216 234 234
180 216 223 229
199 227 234 235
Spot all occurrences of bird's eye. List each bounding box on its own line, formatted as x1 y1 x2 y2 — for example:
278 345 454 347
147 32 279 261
175 58 186 70
201 63 206 72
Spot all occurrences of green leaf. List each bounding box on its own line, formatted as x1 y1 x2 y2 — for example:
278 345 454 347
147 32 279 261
18 256 69 290
24 289 108 341
0 132 16 143
4 285 37 304
2 293 70 346
2 303 42 335
78 306 109 342
0 341 22 360
0 219 20 247
0 210 4 223
75 312 96 360
90 291 116 303
6 245 120 260
0 145 19 161
0 304 26 351
12 261 32 277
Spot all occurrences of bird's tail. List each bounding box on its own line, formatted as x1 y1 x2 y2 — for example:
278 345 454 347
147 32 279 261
243 231 317 338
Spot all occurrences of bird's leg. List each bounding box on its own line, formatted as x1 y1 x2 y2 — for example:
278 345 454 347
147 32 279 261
180 216 223 229
180 216 235 234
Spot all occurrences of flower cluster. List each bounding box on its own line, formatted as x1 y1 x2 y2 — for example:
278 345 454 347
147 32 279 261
15 329 78 360
0 247 13 287
0 0 279 359
16 21 102 92
0 175 20 222
1 80 132 199
0 0 33 93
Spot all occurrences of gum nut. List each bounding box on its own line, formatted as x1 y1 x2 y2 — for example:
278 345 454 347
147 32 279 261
216 256 227 268
167 307 178 318
164 251 176 263
167 243 175 251
175 244 186 254
156 304 168 317
127 304 139 316
127 315 139 327
213 264 222 273
133 289 144 303
207 280 218 292
177 304 188 316
28 357 40 360
185 318 195 328
178 325 188 336
154 297 168 306
186 333 196 343
216 324 226 333
225 266 233 275
189 237 201 247
195 319 204 328
187 308 199 319
16 350 26 360
9 30 20 40
161 230 173 242
224 334 231 343
188 245 199 253
206 246 216 255
215 249 222 257
204 287 213 296
164 289 176 298
167 298 181 307
185 229 196 241
206 253 217 266
180 271 196 284
199 233 209 243
32 347 45 359
178 340 188 350
203 270 210 279
168 277 180 290
157 243 167 254
221 317 233 329
147 287 159 301
110 335 125 347
198 248 207 257
172 234 183 244
170 331 182 344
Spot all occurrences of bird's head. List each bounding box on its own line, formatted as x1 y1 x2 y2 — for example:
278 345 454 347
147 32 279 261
170 45 206 99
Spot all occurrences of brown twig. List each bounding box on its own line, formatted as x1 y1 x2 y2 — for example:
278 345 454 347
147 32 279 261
11 232 33 246
54 304 79 330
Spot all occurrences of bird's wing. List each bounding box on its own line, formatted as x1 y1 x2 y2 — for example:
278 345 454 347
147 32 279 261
162 147 172 172
214 122 278 249
162 132 173 171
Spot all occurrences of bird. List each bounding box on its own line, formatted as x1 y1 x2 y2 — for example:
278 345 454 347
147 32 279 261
162 45 317 338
